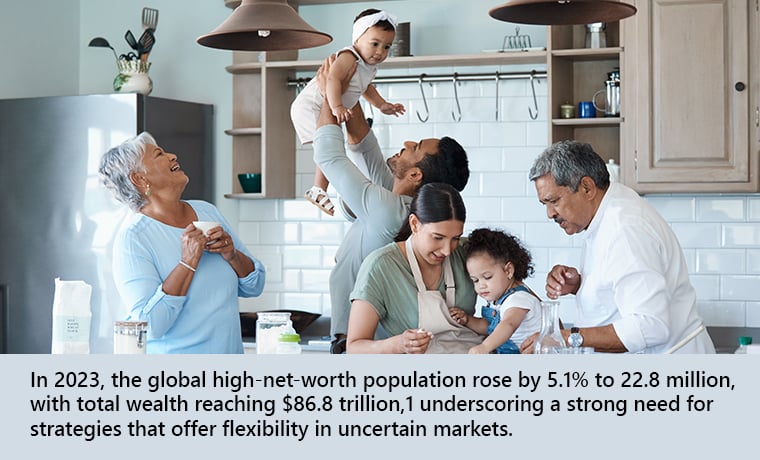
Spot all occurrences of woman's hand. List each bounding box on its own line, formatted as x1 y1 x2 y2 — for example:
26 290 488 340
468 344 490 354
180 224 208 268
203 226 237 261
397 329 434 354
448 307 469 325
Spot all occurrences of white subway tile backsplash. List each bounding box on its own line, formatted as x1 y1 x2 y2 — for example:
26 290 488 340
696 301 746 327
722 223 760 247
281 293 325 311
526 119 549 146
283 199 323 221
746 302 760 327
695 249 746 274
502 146 542 172
237 222 260 245
300 221 346 244
749 197 760 221
720 275 760 301
524 222 574 248
462 197 503 221
671 223 722 248
465 147 502 171
282 245 323 268
696 198 745 221
301 269 332 292
690 274 719 300
644 196 695 222
239 199 278 221
501 197 546 222
239 293 280 312
259 222 299 244
747 250 760 274
480 121 526 147
480 172 526 197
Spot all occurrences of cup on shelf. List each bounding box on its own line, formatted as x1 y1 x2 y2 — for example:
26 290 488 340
238 173 262 193
578 101 596 118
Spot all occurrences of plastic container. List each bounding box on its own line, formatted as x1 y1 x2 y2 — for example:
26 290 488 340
113 321 148 354
276 333 302 354
735 336 752 354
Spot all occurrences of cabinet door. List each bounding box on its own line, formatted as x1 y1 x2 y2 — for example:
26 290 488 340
623 0 755 192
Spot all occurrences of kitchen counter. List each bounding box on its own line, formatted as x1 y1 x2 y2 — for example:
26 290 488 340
243 337 331 354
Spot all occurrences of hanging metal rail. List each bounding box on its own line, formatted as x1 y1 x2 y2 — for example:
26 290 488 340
287 69 547 121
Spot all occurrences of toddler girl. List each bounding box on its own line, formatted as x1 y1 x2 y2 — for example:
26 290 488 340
449 228 541 354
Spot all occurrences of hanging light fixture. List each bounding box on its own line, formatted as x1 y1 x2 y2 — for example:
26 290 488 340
197 0 332 51
489 0 636 25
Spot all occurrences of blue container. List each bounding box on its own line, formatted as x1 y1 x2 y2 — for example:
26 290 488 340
238 173 262 193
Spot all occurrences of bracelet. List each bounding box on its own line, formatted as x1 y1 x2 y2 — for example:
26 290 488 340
179 260 196 272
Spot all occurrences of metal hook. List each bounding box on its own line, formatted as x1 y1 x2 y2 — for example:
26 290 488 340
416 74 430 123
451 73 462 122
528 71 539 120
365 100 375 128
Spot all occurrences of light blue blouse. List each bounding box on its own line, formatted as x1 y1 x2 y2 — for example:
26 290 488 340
112 200 265 354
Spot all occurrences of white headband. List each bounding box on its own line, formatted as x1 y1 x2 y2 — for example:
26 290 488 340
352 11 398 43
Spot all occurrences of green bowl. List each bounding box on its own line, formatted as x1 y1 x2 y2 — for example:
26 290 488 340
238 173 262 193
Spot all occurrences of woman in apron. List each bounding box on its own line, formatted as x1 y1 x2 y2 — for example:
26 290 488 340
346 183 484 353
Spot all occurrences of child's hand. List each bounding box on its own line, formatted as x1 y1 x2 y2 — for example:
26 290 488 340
468 344 491 354
448 307 468 325
331 105 353 123
379 102 406 117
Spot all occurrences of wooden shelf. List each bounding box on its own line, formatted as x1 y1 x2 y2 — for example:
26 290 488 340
552 117 621 126
551 47 623 60
224 127 262 136
226 51 548 74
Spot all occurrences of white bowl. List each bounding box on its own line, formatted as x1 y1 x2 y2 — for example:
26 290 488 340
192 221 221 237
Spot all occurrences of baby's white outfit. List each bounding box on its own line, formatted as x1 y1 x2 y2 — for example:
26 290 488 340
290 46 377 144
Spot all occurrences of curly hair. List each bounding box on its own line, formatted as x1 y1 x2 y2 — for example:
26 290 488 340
464 228 534 281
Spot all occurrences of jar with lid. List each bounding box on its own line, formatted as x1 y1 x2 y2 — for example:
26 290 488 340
735 336 752 354
256 312 292 354
113 321 148 354
277 333 302 354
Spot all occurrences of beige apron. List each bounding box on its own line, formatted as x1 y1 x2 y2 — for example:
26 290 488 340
405 238 484 354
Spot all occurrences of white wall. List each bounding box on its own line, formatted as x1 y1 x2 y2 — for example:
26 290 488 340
2 0 758 329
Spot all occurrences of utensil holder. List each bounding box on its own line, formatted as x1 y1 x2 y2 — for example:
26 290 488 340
114 59 152 95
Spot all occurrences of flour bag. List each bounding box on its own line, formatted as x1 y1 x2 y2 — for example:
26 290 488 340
51 278 93 354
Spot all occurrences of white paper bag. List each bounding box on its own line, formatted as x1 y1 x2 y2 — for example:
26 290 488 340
51 278 92 354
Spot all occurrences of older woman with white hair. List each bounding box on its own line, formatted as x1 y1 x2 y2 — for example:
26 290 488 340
99 132 266 353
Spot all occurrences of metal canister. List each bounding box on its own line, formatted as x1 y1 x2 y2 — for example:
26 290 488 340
113 321 148 354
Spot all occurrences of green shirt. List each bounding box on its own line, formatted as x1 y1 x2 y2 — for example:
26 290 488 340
350 241 477 337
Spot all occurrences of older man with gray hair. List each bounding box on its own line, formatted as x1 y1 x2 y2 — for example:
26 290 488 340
521 140 714 354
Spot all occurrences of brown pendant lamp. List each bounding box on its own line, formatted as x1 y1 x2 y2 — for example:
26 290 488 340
197 0 332 51
489 0 636 25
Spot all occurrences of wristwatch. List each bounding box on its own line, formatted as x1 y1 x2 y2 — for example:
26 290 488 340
568 327 584 348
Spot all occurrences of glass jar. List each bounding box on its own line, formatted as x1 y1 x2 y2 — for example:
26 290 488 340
276 333 302 354
534 301 567 354
113 321 147 354
256 312 292 354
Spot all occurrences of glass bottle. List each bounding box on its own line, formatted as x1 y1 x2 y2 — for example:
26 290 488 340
534 301 567 354
735 336 752 354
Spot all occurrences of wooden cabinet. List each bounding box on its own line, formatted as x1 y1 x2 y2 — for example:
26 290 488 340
622 0 760 193
548 22 624 165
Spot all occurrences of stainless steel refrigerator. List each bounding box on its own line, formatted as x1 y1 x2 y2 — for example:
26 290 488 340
0 94 213 353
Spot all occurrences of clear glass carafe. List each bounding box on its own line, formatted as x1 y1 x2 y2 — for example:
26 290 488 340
534 301 566 354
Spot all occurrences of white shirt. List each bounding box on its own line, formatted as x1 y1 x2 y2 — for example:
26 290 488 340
475 290 541 347
576 183 714 353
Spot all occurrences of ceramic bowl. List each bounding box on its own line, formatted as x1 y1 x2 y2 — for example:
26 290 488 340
239 310 322 338
238 173 262 193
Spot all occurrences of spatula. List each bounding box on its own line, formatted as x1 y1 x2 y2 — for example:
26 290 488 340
88 37 119 62
142 7 159 32
124 30 138 51
137 29 155 62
